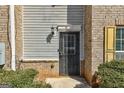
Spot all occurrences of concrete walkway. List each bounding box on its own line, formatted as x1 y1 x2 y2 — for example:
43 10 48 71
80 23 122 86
45 76 91 88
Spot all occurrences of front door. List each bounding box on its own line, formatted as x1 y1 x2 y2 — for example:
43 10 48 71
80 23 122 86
59 32 80 75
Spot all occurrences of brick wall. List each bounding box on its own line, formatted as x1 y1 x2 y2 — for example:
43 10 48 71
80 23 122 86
15 5 23 69
83 6 124 84
89 5 124 80
84 6 92 84
0 5 11 69
83 5 124 84
91 5 124 78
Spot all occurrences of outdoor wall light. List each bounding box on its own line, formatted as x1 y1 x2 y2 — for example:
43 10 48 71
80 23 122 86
57 25 71 32
51 26 57 36
51 27 54 35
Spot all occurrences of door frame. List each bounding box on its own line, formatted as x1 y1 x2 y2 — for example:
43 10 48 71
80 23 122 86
58 31 81 75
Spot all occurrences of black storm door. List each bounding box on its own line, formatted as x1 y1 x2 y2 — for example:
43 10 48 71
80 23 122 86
59 32 80 75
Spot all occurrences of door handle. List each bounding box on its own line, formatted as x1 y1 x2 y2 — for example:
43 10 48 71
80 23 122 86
58 49 63 55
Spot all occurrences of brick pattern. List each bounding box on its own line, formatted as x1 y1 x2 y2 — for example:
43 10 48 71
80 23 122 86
20 61 59 80
84 6 92 84
0 5 11 69
82 6 124 85
80 60 85 76
15 5 23 69
91 5 124 78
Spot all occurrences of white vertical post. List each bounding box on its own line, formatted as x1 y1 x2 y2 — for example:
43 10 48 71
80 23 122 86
10 5 16 71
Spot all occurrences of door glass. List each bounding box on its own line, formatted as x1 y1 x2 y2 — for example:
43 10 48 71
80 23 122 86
62 34 76 55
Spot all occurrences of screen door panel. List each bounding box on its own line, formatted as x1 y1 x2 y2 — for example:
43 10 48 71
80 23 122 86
59 32 80 75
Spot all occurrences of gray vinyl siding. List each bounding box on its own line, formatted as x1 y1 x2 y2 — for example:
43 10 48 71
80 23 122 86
23 5 84 60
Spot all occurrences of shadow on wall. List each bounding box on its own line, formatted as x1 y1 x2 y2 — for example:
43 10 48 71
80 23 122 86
46 31 54 43
46 5 84 43
67 6 85 88
67 5 83 25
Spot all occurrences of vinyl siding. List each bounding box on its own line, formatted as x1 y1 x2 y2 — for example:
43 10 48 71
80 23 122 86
22 5 84 60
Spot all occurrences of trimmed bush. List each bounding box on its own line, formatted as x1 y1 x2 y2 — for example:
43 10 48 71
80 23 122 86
97 60 124 88
0 69 51 88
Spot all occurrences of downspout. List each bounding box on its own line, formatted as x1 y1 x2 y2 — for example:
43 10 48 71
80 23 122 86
10 5 16 71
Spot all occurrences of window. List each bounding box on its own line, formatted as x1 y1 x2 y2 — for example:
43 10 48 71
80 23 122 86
116 27 124 60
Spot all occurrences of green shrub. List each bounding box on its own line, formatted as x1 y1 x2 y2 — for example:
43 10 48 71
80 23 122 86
9 69 37 88
30 81 51 88
0 69 51 88
97 60 124 88
0 70 15 85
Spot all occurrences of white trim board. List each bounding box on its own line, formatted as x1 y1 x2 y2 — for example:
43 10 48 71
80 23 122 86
21 59 59 61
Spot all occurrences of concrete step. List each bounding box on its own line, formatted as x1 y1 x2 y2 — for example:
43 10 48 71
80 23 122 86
45 76 91 88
